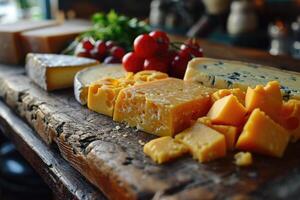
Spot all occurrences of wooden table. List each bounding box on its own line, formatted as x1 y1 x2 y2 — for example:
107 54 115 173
0 40 300 200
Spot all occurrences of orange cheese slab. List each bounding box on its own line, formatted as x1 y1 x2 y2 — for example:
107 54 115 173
236 109 289 157
113 78 215 136
280 100 300 142
207 95 247 126
144 136 189 164
197 117 238 150
212 88 245 105
175 123 226 163
245 81 282 122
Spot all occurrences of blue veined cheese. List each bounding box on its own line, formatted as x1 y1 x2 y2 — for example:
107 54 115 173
184 58 300 100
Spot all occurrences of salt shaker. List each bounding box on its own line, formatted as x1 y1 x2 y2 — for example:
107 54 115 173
268 21 290 56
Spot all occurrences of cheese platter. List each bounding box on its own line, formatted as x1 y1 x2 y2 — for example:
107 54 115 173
0 10 300 200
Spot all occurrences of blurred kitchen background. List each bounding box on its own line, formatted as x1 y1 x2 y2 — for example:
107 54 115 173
0 0 299 59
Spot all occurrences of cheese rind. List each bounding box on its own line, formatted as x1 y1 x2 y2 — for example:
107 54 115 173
0 20 59 64
236 109 290 157
184 58 300 100
113 78 215 136
143 136 189 164
26 53 98 91
74 64 126 105
175 123 226 163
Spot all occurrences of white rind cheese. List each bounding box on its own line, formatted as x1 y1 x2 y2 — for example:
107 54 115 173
74 64 126 105
25 53 98 91
184 58 300 100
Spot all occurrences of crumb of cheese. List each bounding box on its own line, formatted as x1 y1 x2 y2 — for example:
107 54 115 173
234 152 253 166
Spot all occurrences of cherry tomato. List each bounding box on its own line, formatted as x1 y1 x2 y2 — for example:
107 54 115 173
143 57 169 73
170 55 189 79
149 31 170 54
104 56 121 64
185 38 200 49
90 48 103 61
105 40 116 50
75 49 91 58
134 34 158 58
180 44 203 58
94 40 107 56
110 46 126 60
81 38 94 51
122 52 144 73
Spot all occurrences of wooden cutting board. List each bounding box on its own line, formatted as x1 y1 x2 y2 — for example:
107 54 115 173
1 65 300 200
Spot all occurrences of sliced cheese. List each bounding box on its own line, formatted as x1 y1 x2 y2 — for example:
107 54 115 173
175 123 226 163
0 20 59 64
74 64 126 105
144 136 189 164
184 58 300 100
212 88 245 105
26 53 98 91
236 109 290 157
113 78 215 136
88 71 168 117
21 20 91 54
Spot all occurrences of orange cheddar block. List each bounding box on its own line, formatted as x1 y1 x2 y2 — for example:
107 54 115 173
236 109 290 157
207 95 247 126
212 88 245 105
280 100 300 142
143 136 189 164
197 117 238 150
245 81 282 122
113 78 215 136
175 123 226 163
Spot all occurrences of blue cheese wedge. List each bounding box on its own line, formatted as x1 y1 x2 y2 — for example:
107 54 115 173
184 58 300 100
74 64 126 105
26 53 98 91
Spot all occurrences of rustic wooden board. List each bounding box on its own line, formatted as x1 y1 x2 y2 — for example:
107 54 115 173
1 65 300 200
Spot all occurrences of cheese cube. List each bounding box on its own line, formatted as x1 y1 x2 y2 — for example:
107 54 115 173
184 58 300 100
21 21 90 54
0 20 58 64
236 109 290 157
113 78 215 136
234 152 253 167
207 95 247 126
197 117 239 150
212 88 245 105
143 136 189 164
26 53 98 91
245 81 283 122
175 123 226 163
280 100 300 142
87 71 168 117
74 64 126 105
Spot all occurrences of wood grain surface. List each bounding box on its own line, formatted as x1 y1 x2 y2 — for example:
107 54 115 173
0 62 300 200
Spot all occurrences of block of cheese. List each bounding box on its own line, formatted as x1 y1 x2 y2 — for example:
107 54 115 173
26 53 98 91
236 109 290 157
88 71 168 117
74 64 126 105
113 78 215 136
21 20 91 54
197 117 239 150
143 136 189 164
175 123 226 163
234 152 253 167
212 88 245 105
245 81 283 122
0 20 59 64
184 58 300 100
280 100 300 142
207 95 247 126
